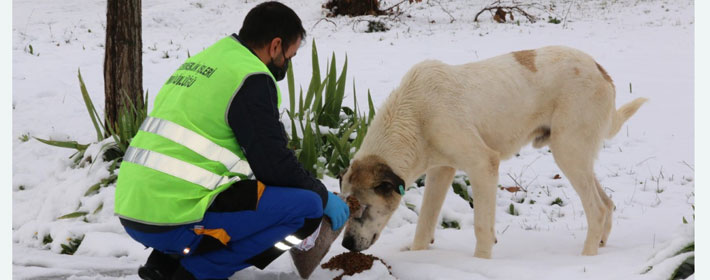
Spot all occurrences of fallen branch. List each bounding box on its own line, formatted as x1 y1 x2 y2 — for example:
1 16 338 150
474 0 547 23
311 17 337 31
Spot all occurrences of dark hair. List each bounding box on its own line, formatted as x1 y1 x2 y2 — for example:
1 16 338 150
239 1 306 50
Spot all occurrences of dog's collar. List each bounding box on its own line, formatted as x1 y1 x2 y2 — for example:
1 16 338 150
398 185 405 196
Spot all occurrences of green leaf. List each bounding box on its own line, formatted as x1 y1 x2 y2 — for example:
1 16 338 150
33 137 89 151
406 202 417 211
287 60 296 116
332 55 348 122
84 182 102 196
57 211 89 219
60 235 84 255
287 110 301 150
298 86 305 120
93 202 104 214
322 52 338 126
78 69 105 141
312 76 328 118
367 89 376 123
304 39 320 110
299 120 318 175
42 234 53 245
441 219 461 229
352 79 359 116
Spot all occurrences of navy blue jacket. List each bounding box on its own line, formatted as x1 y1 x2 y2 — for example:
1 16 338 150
228 35 329 209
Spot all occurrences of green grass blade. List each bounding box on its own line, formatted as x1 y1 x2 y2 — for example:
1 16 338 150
57 211 89 219
352 78 359 116
287 61 296 115
331 55 348 127
304 39 320 110
287 110 300 150
33 137 89 151
367 89 376 122
322 53 338 127
298 86 305 120
299 120 317 175
78 69 104 141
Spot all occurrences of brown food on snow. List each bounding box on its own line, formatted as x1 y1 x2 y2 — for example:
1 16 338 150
321 251 392 280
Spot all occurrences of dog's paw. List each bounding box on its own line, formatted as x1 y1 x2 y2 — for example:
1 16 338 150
473 250 492 259
409 243 430 251
581 247 598 256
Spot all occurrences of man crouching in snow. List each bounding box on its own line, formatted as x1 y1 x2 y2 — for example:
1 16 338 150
113 2 349 279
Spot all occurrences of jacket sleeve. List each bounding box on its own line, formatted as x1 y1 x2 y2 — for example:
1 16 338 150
227 74 329 208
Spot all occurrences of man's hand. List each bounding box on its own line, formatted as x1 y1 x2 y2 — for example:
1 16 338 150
323 192 349 230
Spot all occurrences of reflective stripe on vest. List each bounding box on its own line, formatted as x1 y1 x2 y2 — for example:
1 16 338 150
124 147 239 191
124 116 253 190
139 116 252 176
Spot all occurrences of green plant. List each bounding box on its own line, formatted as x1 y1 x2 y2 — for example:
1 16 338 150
366 20 389 33
548 16 561 24
57 211 89 220
285 39 376 178
451 175 474 208
42 234 53 245
551 197 564 206
27 44 38 56
35 68 148 164
93 202 104 214
84 174 119 196
19 133 30 142
441 219 461 229
508 203 519 216
683 205 694 224
60 235 84 255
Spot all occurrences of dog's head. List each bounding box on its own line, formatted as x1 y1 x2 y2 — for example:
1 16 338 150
339 155 405 252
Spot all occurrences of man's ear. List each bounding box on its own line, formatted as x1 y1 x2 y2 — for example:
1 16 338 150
269 37 282 57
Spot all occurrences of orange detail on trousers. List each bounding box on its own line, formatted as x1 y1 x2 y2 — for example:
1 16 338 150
193 228 231 245
256 181 266 207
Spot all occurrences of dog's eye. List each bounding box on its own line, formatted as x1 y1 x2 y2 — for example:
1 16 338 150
374 183 394 195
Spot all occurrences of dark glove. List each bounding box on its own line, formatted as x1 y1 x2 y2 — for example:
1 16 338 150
323 192 350 230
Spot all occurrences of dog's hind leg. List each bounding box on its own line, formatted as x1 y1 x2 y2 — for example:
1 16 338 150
411 166 457 250
549 129 610 256
596 180 614 247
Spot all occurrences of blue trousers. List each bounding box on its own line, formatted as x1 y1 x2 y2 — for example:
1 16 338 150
124 186 324 279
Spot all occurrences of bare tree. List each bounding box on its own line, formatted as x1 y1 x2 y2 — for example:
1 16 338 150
104 0 143 136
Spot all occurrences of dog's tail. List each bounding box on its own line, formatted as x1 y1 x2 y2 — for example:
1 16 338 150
606 97 648 138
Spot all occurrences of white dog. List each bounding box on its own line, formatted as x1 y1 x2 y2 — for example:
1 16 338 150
339 46 647 258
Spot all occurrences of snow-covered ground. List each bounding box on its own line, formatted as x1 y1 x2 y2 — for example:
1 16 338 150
11 0 696 279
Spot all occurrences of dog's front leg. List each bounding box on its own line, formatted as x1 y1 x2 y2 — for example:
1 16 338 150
412 166 457 250
467 154 500 259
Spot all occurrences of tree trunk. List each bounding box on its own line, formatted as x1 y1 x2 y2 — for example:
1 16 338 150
104 0 143 137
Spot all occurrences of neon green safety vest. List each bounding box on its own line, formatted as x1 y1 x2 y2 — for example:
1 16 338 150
115 35 281 225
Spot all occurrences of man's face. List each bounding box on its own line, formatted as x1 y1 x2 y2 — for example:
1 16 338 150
266 37 300 81
271 37 301 66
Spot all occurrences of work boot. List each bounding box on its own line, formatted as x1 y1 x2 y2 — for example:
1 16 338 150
172 263 227 280
138 249 181 280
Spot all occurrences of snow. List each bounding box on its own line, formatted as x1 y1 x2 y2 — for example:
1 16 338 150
11 0 697 279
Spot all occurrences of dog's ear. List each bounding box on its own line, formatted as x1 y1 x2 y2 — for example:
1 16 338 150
375 163 405 196
373 182 397 196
